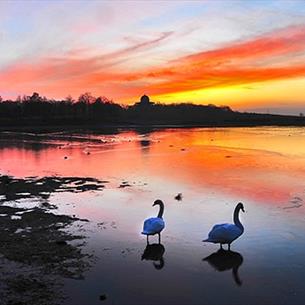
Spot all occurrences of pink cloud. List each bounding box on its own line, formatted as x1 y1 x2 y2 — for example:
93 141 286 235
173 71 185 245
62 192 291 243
1 24 305 102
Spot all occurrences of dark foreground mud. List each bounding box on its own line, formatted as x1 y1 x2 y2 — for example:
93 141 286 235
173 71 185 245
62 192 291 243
0 175 107 305
0 175 108 205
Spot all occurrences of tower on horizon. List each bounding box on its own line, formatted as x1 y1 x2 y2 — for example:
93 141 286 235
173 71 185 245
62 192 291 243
134 95 154 107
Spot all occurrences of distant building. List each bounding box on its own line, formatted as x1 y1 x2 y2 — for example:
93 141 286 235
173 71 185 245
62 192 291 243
134 95 154 107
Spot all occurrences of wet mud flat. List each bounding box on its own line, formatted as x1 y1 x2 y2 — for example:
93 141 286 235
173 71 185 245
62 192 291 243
0 175 108 305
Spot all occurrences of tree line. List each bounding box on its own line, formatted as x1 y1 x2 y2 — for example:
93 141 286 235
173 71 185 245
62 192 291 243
0 92 236 126
0 92 123 125
0 92 303 127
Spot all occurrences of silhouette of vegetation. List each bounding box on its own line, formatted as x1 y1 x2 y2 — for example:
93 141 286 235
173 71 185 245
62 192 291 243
0 92 304 128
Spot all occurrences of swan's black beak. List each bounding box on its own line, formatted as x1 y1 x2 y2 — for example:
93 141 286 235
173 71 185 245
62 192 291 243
242 207 245 213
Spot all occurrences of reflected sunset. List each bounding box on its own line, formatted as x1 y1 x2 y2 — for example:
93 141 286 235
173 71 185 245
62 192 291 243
2 127 305 305
1 128 305 206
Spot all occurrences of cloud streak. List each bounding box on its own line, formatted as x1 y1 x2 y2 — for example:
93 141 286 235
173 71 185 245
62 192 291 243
122 24 305 93
1 21 305 105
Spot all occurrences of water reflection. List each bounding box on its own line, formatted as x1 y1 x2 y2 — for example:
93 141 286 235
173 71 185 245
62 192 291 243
0 140 52 151
1 128 305 304
136 127 153 151
2 128 305 206
141 243 165 270
203 249 244 286
140 139 151 149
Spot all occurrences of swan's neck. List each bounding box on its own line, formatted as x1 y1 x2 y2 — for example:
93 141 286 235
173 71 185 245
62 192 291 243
233 206 243 231
157 203 164 218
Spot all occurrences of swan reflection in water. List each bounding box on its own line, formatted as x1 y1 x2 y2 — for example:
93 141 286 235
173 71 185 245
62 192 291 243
141 243 165 270
203 249 244 286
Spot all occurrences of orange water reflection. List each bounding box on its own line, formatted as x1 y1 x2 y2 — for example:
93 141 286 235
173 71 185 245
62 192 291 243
1 127 305 207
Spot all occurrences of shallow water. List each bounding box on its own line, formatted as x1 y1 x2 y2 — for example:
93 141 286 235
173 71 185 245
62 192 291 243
1 127 305 305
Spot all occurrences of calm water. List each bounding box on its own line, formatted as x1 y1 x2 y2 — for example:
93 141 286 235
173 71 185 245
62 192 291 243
1 127 305 305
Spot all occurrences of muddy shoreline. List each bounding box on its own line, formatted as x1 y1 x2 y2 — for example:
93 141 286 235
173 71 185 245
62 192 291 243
0 175 108 305
1 121 305 135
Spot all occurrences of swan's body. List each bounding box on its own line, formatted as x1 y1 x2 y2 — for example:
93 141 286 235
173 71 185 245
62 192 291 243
203 202 245 250
142 200 165 243
142 218 165 235
206 223 242 244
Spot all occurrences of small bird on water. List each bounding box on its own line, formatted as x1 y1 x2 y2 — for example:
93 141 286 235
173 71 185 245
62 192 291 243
175 193 182 201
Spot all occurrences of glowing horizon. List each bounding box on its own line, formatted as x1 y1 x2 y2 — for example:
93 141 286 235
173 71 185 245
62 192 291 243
1 0 305 114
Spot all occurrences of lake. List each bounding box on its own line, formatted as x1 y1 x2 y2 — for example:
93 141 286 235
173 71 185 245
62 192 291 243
0 127 305 305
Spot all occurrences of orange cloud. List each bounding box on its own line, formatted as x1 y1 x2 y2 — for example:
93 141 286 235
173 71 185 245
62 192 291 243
120 24 305 95
1 24 305 104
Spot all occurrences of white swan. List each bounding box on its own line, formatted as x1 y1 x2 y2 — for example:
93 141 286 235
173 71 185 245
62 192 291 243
203 202 245 250
142 200 165 243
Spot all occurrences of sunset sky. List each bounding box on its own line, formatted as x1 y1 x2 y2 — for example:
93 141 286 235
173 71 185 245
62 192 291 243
1 0 305 114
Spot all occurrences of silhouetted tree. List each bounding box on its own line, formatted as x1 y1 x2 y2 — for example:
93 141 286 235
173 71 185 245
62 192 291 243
78 92 95 105
77 92 95 117
65 95 74 105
